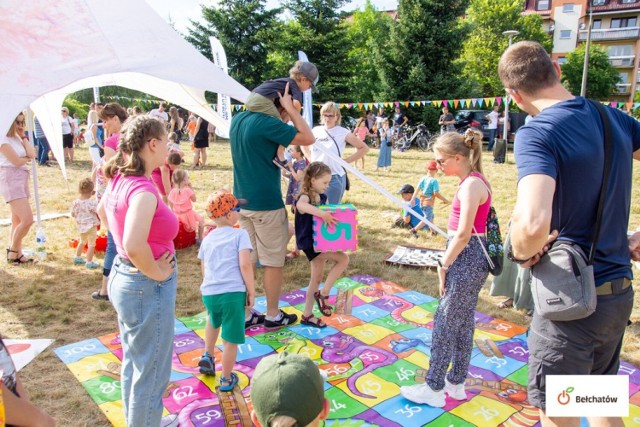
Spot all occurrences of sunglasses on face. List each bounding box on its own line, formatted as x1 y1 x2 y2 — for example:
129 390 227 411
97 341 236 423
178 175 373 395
435 156 454 166
15 120 25 125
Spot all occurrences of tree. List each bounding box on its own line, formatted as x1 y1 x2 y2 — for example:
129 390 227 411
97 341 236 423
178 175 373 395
561 44 620 99
267 0 354 101
184 0 280 89
458 0 552 97
377 0 470 101
345 1 393 102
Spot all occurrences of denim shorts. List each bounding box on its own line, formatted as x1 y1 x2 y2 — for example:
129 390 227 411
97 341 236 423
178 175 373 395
202 292 246 344
527 283 634 410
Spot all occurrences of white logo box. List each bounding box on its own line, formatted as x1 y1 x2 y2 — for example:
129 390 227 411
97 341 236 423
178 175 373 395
546 375 629 417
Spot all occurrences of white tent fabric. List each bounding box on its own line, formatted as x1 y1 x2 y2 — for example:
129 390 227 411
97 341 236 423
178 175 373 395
0 0 251 178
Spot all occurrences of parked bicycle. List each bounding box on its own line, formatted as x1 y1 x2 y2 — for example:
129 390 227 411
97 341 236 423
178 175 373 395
394 123 432 151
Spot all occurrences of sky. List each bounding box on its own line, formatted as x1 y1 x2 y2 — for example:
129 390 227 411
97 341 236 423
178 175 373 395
146 0 399 34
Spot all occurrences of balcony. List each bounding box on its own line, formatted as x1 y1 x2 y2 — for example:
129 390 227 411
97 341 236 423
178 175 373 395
609 55 636 67
616 83 632 94
579 27 640 41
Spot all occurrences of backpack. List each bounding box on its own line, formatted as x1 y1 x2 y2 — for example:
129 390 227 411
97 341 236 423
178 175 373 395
484 206 504 276
472 176 504 276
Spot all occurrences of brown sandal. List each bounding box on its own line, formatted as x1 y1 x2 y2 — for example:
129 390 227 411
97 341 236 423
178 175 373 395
7 249 33 264
301 314 327 328
314 291 333 316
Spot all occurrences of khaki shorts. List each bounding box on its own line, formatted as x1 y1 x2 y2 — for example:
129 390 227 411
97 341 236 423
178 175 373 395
245 93 280 120
80 226 98 247
239 208 288 267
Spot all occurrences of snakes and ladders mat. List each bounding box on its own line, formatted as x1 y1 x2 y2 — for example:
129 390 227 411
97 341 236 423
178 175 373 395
54 275 640 426
385 245 445 268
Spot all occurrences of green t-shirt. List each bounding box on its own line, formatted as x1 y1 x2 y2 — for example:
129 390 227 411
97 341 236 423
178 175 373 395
230 111 297 211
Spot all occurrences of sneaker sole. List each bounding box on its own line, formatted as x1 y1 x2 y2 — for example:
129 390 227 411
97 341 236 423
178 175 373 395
400 388 445 407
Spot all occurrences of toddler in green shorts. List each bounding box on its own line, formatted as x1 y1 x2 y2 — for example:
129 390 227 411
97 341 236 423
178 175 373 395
197 190 257 391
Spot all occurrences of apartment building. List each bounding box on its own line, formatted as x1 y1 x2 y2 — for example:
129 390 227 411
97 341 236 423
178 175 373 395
523 0 640 102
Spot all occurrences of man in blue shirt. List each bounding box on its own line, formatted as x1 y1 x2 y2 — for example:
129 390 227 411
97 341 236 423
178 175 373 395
499 41 640 426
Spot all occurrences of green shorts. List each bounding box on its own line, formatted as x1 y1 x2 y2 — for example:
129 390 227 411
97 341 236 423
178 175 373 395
202 292 246 344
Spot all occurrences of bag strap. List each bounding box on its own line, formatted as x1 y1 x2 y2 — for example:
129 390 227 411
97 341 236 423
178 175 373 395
467 174 495 268
587 100 613 265
325 128 342 157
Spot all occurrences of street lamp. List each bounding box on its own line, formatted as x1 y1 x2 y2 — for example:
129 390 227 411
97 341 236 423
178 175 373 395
502 30 519 147
580 6 594 97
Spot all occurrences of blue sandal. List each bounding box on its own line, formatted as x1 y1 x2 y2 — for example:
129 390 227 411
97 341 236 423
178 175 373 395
198 355 215 376
219 372 239 392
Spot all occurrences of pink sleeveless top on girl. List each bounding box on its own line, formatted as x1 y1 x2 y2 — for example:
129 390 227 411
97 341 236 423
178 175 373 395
151 162 173 196
105 173 179 260
447 172 491 233
356 126 368 140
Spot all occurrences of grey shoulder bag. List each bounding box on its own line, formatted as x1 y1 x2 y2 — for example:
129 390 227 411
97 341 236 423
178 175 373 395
530 100 611 321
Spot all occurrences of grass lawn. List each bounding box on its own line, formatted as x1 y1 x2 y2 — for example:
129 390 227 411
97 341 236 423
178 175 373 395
1 139 638 426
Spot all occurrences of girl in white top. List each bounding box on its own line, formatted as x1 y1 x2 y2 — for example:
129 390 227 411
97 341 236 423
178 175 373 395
304 102 369 204
0 112 36 264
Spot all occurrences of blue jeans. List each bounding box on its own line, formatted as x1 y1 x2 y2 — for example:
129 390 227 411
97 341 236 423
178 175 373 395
325 173 346 205
36 136 49 164
103 231 116 277
108 255 177 427
487 129 497 151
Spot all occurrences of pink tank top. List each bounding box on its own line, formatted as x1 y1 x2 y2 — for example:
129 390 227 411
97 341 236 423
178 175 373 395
105 173 179 260
447 172 491 233
151 162 173 196
356 127 368 140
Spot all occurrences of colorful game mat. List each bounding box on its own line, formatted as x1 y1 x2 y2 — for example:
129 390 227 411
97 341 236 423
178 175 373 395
55 275 640 426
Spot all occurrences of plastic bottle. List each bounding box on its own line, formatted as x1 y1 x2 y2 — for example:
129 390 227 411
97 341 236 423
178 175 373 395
36 228 47 261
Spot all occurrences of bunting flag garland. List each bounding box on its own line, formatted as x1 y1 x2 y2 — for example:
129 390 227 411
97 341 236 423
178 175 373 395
101 94 640 114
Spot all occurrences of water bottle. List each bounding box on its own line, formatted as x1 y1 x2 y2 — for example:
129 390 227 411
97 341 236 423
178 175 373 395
36 228 47 261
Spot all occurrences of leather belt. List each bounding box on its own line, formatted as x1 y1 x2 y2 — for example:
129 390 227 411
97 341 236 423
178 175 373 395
596 278 631 296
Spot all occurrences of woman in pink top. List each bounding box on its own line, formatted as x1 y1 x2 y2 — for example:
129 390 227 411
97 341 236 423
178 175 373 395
92 103 128 301
98 115 179 427
401 129 491 408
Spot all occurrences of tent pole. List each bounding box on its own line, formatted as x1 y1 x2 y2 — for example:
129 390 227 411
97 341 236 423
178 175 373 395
26 109 41 230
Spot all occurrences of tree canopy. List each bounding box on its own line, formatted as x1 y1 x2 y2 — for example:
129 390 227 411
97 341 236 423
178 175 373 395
458 0 552 96
184 0 280 89
561 44 620 99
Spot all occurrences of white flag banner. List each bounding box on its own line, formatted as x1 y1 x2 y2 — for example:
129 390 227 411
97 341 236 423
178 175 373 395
210 36 232 139
298 50 313 129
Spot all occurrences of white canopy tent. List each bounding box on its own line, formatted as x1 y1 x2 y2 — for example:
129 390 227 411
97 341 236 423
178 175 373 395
0 0 251 179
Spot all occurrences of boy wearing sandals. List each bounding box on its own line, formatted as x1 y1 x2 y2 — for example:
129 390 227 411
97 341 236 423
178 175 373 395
197 191 259 390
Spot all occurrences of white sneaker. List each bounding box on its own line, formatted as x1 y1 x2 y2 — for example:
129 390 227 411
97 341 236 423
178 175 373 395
400 383 445 407
444 378 467 401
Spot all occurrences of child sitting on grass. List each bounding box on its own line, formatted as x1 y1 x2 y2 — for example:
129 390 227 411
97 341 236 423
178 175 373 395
71 177 100 269
197 191 260 391
167 169 204 244
393 184 425 235
245 60 319 170
409 160 449 236
294 162 349 328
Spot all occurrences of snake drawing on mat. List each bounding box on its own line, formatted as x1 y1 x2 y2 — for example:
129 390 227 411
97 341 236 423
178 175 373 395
360 286 432 328
320 333 397 399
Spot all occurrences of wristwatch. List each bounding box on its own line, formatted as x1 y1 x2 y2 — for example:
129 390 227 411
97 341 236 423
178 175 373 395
437 260 449 271
506 246 530 265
